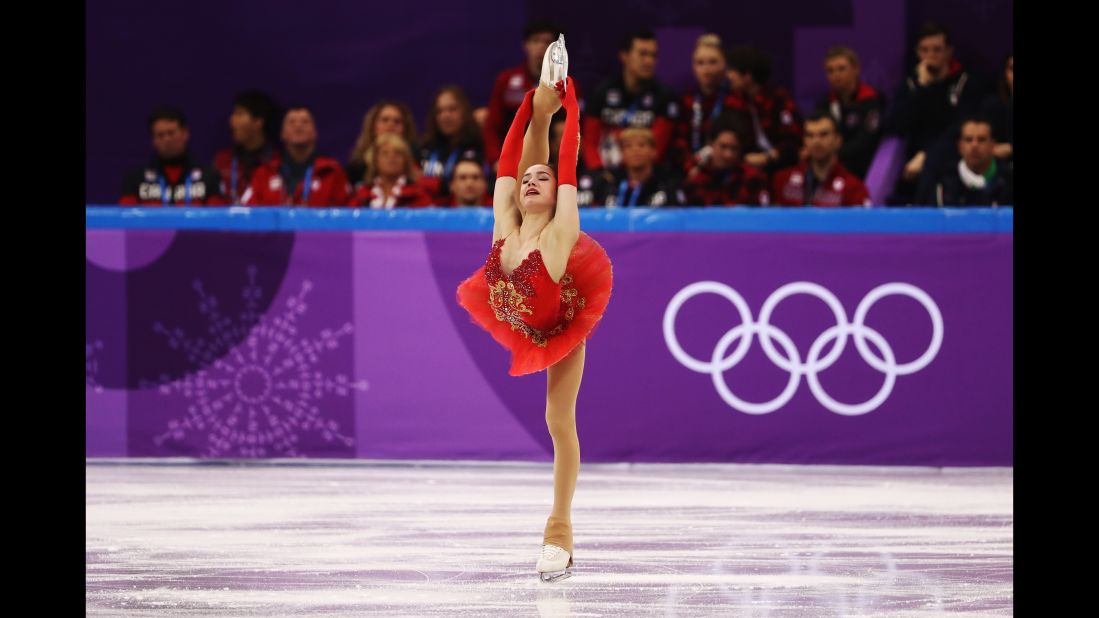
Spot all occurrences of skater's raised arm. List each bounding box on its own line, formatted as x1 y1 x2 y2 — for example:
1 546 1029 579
549 77 580 246
493 88 536 240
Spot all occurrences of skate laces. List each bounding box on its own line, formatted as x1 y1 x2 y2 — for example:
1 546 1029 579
541 544 566 560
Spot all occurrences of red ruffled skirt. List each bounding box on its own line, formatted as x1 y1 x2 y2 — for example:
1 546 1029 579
456 232 613 376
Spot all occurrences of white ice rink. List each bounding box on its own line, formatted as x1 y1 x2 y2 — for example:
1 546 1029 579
86 460 1013 616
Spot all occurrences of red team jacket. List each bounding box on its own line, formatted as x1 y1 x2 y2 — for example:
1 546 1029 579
241 156 352 206
771 161 870 207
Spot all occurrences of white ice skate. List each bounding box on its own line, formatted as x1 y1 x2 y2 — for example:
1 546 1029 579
540 34 569 92
536 543 573 583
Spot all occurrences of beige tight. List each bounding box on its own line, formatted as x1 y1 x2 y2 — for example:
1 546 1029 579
542 340 585 565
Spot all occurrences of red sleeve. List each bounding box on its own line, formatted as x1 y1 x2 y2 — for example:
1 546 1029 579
497 88 535 179
241 167 268 205
415 186 434 207
349 185 368 207
212 149 231 180
329 166 351 206
483 71 509 165
419 176 442 204
846 177 870 206
581 115 603 170
771 169 790 206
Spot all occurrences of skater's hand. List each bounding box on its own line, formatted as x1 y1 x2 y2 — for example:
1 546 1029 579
556 77 578 109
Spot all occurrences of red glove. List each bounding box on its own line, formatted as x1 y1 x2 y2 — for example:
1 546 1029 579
497 88 536 179
555 77 580 187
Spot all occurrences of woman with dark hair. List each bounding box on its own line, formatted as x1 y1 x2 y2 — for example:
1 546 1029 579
420 85 485 197
456 37 613 582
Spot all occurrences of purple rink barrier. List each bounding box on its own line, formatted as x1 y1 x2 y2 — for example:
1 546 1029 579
86 207 1012 466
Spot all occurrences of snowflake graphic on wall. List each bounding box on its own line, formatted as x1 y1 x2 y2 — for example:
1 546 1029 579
86 340 104 393
149 266 368 457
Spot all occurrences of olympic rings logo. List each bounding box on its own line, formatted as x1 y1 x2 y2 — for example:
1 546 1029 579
662 282 943 416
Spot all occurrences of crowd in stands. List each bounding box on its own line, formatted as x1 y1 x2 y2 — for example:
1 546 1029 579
119 20 1012 208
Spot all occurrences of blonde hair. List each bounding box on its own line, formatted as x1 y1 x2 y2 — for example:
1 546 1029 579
695 33 723 53
350 101 418 171
618 127 655 148
365 133 420 184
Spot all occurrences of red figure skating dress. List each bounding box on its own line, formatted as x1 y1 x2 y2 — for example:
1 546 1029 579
456 230 612 375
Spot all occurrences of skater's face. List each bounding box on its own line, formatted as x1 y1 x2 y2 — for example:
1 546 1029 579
958 121 994 172
520 164 557 210
692 46 725 91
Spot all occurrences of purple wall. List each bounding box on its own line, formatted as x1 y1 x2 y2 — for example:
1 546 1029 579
86 228 1012 465
86 0 1012 203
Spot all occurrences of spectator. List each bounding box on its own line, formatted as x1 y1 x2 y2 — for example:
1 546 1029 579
242 105 351 206
725 45 803 175
682 117 770 206
583 29 679 171
592 128 685 207
120 106 227 206
347 100 418 186
812 46 884 179
886 21 987 203
916 116 1012 207
772 112 871 207
483 18 560 168
672 33 739 173
981 53 1013 162
351 133 435 208
212 90 281 204
447 159 491 207
420 85 484 199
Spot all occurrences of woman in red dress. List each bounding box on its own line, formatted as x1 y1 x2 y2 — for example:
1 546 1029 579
456 37 612 582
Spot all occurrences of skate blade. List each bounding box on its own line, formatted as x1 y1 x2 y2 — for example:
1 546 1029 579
539 568 573 583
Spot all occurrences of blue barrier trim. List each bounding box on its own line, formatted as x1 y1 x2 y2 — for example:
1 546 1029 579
86 206 1013 233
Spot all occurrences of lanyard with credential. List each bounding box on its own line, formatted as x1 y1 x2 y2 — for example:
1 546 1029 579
159 174 193 206
691 81 728 152
230 157 239 204
426 149 460 179
616 179 643 207
282 163 315 205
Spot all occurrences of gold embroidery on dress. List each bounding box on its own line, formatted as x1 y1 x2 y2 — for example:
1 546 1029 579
485 266 587 349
